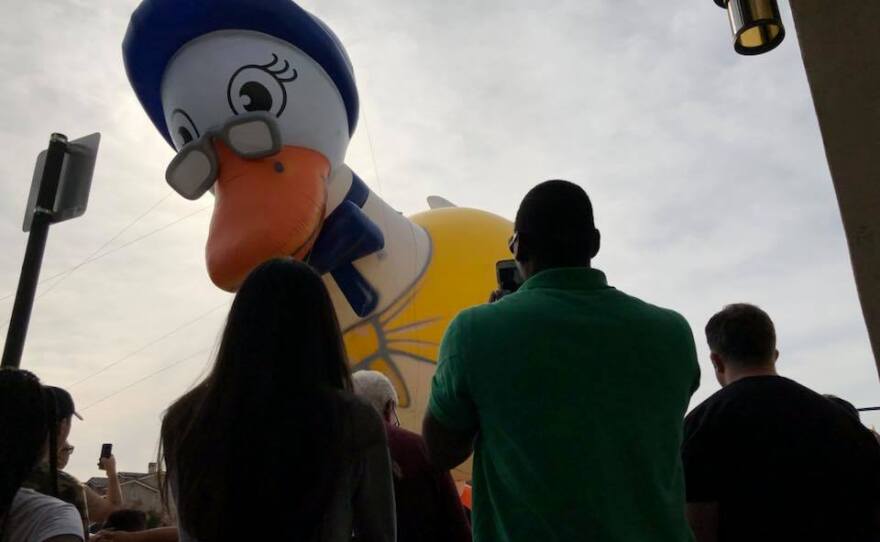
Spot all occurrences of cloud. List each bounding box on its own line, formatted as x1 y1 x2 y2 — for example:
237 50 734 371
0 0 874 481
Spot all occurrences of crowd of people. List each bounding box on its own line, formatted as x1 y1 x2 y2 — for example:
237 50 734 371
2 179 879 541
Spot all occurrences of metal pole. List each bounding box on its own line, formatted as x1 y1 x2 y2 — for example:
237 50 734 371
1 133 68 368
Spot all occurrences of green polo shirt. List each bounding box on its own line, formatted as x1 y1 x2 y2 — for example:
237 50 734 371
429 267 699 542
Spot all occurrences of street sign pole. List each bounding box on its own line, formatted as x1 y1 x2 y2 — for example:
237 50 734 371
1 133 68 368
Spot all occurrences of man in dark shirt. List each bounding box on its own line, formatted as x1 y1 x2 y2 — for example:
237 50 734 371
683 303 880 542
352 370 471 542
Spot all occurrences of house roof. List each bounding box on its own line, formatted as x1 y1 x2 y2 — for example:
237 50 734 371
85 471 162 492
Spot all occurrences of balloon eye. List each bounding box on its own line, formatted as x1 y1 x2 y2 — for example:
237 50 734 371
227 63 290 118
178 126 195 144
238 82 273 112
169 109 201 151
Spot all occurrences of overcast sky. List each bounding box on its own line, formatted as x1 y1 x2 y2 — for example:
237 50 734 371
0 0 876 482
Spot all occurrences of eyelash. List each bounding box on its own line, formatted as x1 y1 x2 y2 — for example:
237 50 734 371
259 54 298 83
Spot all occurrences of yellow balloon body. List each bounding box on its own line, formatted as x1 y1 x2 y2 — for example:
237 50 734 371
343 207 512 478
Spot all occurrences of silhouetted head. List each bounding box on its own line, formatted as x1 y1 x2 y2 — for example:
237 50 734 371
0 369 50 519
161 258 353 542
43 386 80 464
512 180 600 279
706 303 779 386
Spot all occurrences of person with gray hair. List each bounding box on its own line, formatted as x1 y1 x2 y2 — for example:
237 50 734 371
352 371 471 542
352 371 400 425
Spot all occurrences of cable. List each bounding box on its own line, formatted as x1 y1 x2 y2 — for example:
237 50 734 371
0 202 210 304
68 302 228 388
32 193 175 300
80 347 212 412
361 92 384 197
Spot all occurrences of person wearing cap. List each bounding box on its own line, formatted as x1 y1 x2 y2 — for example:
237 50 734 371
424 180 701 542
23 387 124 534
0 369 84 542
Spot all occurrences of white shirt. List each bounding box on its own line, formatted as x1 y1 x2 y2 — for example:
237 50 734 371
1 488 83 542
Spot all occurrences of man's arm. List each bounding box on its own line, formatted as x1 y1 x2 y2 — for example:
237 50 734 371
686 502 719 542
422 412 476 471
99 455 125 507
84 484 117 523
424 313 479 471
91 527 179 542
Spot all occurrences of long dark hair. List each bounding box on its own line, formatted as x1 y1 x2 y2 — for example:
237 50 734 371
161 259 353 541
0 369 50 520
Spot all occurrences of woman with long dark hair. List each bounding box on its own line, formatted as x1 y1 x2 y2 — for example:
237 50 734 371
0 368 83 542
161 259 395 542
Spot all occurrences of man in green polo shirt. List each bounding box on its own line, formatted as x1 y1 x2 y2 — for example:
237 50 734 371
424 180 700 541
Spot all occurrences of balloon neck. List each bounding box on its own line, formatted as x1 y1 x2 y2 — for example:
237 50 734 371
309 172 385 317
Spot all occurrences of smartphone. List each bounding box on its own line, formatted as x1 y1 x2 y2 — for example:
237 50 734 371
495 259 523 294
100 443 113 459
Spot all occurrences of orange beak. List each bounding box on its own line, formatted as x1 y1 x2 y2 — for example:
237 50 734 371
205 142 330 291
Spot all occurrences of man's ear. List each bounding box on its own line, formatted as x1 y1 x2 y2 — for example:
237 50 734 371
383 400 396 424
514 240 529 262
710 352 724 374
589 229 601 260
771 349 780 364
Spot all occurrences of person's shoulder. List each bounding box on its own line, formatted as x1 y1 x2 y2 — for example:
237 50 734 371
451 301 499 327
684 392 715 426
10 487 82 527
334 390 387 446
625 294 691 329
57 470 81 487
693 376 795 414
23 465 80 496
441 302 499 349
685 383 746 425
386 423 424 449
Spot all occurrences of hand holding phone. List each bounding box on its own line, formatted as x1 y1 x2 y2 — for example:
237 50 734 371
98 443 115 472
494 260 524 301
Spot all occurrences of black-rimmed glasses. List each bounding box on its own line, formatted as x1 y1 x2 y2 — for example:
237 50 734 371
508 232 519 255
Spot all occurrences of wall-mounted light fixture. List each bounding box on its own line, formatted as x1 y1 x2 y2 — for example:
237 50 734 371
713 0 786 55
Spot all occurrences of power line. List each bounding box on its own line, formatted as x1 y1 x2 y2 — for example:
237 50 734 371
0 202 210 305
68 302 227 389
80 347 212 412
31 193 175 301
361 101 384 197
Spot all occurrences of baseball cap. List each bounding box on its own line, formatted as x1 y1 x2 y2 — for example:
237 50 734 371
44 386 83 421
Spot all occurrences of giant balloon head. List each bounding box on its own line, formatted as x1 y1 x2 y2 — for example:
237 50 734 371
123 2 514 474
123 0 360 290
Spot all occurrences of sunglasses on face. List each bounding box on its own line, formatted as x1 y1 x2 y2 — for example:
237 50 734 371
165 112 283 201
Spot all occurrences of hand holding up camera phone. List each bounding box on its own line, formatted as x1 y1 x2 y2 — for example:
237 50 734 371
493 260 524 302
98 443 115 472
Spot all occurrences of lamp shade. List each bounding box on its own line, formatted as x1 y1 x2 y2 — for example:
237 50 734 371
715 0 786 55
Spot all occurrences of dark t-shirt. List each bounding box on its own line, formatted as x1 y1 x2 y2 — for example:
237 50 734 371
386 424 471 542
683 375 880 542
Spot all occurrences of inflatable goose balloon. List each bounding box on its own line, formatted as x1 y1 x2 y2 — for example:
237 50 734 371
123 0 511 462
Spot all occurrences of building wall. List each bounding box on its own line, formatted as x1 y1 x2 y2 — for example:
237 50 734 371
790 0 880 371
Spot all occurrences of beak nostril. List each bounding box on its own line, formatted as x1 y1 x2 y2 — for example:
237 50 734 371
274 162 285 173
